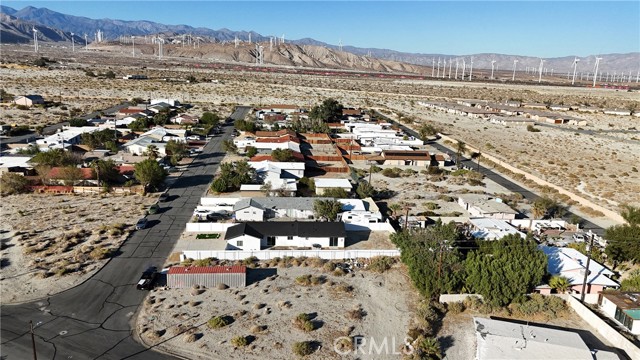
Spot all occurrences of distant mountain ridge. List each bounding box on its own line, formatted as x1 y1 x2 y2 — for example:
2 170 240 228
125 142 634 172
1 5 637 73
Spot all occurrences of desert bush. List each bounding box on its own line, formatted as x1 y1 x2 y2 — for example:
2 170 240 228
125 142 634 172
207 315 231 329
446 301 466 315
183 333 198 343
292 341 314 357
89 246 112 260
305 257 325 268
509 294 567 319
293 313 315 332
295 274 325 286
368 256 397 273
335 337 354 352
242 256 259 266
346 306 366 320
333 268 346 276
217 283 229 290
250 325 266 334
231 336 249 347
323 261 337 272
332 282 354 294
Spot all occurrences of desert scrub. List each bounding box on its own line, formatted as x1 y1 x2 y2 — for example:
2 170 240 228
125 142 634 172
295 274 326 286
231 336 249 347
89 246 112 260
293 313 315 332
368 256 397 273
207 315 231 329
292 341 314 357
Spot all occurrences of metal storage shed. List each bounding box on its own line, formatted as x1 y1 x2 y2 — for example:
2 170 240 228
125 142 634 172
167 266 247 288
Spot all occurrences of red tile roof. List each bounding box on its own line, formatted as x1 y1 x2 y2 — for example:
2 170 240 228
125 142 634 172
168 266 247 274
256 135 300 144
48 167 94 180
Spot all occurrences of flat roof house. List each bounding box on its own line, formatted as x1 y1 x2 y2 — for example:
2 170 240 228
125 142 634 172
458 195 518 220
599 291 640 335
225 221 346 251
314 178 352 196
473 317 619 360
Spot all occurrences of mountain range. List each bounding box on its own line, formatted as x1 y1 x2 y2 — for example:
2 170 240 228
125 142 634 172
1 5 638 74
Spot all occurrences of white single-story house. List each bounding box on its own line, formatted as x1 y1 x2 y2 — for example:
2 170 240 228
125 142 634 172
599 292 640 335
249 161 305 179
469 218 526 240
225 221 346 251
458 195 518 220
13 95 45 107
233 197 369 222
36 126 101 149
314 178 352 195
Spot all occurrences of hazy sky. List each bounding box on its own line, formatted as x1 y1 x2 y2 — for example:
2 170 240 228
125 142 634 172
3 1 639 57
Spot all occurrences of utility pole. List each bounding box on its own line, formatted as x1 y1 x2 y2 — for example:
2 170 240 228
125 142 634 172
580 233 595 303
30 320 38 360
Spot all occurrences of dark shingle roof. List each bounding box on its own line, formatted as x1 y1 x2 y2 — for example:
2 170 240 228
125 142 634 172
225 221 345 240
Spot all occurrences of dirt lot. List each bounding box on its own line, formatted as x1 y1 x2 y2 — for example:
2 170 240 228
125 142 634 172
0 192 156 303
137 265 418 360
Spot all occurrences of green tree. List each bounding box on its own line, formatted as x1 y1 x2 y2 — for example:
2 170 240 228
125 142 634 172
30 148 79 167
222 139 237 154
91 159 119 185
271 148 295 162
245 146 258 158
0 173 30 195
144 145 160 159
128 118 148 131
68 118 89 127
166 139 187 158
209 160 256 193
464 234 546 306
153 112 169 126
621 204 640 226
412 336 442 360
200 111 220 126
58 165 84 186
419 124 439 141
313 199 342 221
309 98 343 122
621 269 640 291
321 187 348 198
388 203 402 218
355 181 375 199
134 159 167 191
391 221 464 299
549 275 571 294
455 141 466 166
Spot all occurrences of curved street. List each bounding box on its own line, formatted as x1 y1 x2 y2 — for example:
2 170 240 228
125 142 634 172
0 106 251 359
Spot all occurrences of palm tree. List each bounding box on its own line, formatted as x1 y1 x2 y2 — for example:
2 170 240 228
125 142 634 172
416 336 442 359
621 205 640 226
388 203 402 219
549 275 571 294
144 145 160 159
455 141 466 167
529 199 549 232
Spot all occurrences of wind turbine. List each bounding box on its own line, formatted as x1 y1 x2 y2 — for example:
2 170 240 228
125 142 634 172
84 34 88 51
32 28 38 53
572 57 580 85
462 58 466 80
538 59 545 83
455 58 459 79
71 32 75 52
431 58 435 77
437 58 441 78
490 60 496 79
469 56 474 81
512 59 518 81
448 58 452 79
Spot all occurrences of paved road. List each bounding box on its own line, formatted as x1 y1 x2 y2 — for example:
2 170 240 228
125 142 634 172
0 110 237 359
375 111 605 236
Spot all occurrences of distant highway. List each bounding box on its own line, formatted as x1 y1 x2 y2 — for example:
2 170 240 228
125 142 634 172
374 111 606 236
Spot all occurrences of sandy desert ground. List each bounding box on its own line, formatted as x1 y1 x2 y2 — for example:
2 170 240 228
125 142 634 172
137 264 417 360
0 193 156 303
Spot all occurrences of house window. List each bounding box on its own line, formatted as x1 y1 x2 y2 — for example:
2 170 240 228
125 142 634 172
330 237 338 247
266 236 276 246
287 236 293 240
237 240 243 247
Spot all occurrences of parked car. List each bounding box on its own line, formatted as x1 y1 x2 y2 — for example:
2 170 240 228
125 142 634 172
135 217 148 230
137 267 159 290
147 203 159 215
187 135 201 140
